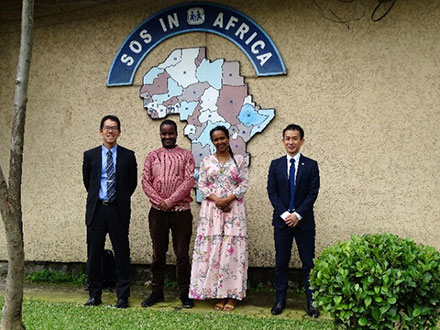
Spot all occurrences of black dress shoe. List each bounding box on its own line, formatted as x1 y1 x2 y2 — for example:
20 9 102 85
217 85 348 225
84 296 102 306
307 304 320 318
116 298 128 309
141 292 164 307
271 300 285 315
180 295 194 309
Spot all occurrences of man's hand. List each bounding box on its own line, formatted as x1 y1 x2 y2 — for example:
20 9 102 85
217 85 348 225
285 213 299 227
159 200 172 211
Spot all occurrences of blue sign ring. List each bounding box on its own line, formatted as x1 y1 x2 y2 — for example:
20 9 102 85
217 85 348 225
107 2 286 87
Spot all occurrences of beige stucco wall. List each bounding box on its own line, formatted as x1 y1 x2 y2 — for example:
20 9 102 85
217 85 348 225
0 0 439 268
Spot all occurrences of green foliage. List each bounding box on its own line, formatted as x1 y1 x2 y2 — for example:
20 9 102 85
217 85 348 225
27 269 87 285
0 299 333 330
163 274 179 289
248 282 267 294
310 234 440 329
246 281 301 295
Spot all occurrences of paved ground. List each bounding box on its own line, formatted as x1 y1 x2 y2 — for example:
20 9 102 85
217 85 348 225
0 281 321 320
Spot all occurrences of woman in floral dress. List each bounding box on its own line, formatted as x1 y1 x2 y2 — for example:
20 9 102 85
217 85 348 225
189 126 248 311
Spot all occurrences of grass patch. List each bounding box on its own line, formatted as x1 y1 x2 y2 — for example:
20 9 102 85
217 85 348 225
0 299 332 330
26 269 87 285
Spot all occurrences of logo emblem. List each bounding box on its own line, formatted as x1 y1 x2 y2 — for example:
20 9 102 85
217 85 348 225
187 7 205 25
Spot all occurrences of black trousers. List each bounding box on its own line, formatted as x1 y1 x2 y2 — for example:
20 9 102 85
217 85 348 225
274 226 315 304
87 203 131 300
149 208 193 295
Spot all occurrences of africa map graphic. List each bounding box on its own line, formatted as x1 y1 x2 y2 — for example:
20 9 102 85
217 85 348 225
139 47 275 200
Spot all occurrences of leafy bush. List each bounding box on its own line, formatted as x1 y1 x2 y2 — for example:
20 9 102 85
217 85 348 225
27 269 87 285
310 234 440 329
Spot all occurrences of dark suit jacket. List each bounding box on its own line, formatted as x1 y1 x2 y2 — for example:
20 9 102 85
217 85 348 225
82 145 137 227
267 154 320 231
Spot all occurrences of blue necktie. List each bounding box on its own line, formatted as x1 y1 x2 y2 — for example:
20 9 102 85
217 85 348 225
106 150 116 202
288 158 295 212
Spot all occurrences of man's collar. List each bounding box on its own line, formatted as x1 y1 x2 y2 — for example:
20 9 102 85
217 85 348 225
286 152 301 162
102 144 118 152
162 145 178 151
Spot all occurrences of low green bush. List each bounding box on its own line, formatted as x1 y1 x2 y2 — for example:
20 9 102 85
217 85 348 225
27 269 87 285
310 234 440 329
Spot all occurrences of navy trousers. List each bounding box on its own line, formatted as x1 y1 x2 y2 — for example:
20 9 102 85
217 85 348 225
274 226 315 304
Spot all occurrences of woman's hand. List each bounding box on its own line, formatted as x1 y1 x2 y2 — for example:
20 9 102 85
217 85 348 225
208 194 220 203
215 194 236 210
215 197 229 209
221 205 232 213
209 194 236 212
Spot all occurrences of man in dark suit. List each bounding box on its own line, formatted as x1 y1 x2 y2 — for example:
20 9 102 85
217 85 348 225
267 123 320 317
82 115 137 308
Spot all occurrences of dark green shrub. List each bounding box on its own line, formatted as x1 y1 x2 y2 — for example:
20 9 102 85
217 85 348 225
310 234 440 329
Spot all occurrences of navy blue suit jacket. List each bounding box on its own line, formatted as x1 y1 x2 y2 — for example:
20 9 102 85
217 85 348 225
82 145 137 227
267 154 320 231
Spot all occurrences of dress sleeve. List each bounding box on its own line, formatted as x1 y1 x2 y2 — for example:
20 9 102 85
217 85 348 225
197 157 211 199
232 155 248 200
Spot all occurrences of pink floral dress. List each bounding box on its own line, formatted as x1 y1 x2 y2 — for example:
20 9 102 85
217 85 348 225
189 154 248 300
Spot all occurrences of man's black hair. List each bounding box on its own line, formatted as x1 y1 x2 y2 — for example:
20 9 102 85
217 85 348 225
160 119 178 134
283 124 304 139
100 115 121 131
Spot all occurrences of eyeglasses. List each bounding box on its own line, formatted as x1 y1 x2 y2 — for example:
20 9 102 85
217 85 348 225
102 126 119 132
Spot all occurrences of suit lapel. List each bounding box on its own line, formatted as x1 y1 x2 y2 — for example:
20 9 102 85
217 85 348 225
295 155 305 192
95 147 102 179
116 145 123 180
280 155 288 181
279 156 290 194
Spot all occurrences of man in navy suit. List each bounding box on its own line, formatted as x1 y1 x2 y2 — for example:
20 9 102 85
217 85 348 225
82 115 137 308
267 124 320 317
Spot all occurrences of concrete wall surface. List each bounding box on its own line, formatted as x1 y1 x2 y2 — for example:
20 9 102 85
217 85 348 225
0 0 439 267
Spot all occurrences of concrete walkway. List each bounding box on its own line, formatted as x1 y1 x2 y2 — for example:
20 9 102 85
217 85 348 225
1 282 321 320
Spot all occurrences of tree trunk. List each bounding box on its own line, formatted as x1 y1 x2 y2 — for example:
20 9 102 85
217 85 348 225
0 0 34 329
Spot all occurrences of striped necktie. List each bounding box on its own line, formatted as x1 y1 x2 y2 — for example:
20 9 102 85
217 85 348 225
106 150 116 202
